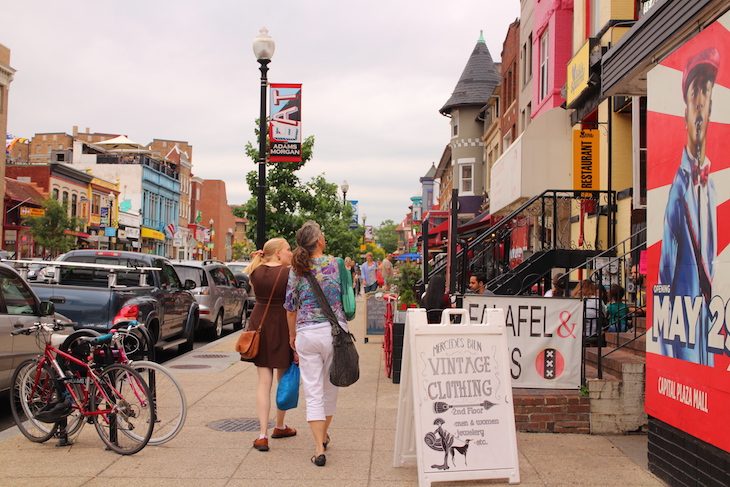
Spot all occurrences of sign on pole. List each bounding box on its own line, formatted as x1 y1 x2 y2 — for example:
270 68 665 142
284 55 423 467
394 308 520 486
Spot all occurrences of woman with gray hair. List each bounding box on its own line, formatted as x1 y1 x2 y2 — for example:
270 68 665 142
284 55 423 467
284 221 348 467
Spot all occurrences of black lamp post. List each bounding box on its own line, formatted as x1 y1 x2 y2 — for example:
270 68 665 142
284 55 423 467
341 180 349 205
253 27 275 250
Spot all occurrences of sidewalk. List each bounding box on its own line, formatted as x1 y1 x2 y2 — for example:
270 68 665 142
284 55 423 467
0 304 667 486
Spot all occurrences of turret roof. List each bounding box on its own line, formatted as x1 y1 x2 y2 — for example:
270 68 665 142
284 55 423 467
440 31 500 115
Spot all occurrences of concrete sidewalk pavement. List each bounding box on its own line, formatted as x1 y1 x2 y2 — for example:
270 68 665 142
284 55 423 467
0 305 667 486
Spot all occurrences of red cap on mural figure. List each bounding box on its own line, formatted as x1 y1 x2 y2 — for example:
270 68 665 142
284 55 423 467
682 47 720 100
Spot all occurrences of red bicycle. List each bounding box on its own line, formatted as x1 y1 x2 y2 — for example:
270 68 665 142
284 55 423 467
10 322 155 455
382 293 397 378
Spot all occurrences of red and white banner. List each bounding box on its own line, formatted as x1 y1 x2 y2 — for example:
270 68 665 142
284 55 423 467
464 295 583 389
269 83 302 162
646 11 730 452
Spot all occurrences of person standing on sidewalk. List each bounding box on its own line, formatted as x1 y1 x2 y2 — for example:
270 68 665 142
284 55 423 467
360 252 378 293
381 254 393 290
245 238 297 452
285 221 348 467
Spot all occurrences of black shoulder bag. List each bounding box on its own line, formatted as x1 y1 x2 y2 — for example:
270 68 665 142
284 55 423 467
304 272 360 387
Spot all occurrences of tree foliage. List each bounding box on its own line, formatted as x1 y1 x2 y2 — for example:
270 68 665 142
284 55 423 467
22 198 81 257
233 120 362 258
374 219 398 254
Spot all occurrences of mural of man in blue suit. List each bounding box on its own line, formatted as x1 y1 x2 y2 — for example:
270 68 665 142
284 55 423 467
658 47 720 366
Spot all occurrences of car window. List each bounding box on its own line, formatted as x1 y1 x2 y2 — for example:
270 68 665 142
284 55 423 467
210 266 229 287
0 269 37 315
61 256 147 286
174 266 206 287
222 266 237 285
160 262 182 289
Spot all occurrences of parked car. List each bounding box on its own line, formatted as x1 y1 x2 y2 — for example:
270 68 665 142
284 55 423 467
226 261 255 316
173 260 248 340
0 263 61 392
30 250 199 354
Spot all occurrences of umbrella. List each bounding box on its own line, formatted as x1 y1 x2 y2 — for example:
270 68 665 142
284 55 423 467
395 252 422 261
92 135 151 153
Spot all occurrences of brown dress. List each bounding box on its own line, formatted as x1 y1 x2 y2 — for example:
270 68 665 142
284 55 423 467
249 265 292 369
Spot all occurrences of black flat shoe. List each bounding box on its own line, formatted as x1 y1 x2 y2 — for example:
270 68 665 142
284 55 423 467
323 434 331 451
311 454 326 466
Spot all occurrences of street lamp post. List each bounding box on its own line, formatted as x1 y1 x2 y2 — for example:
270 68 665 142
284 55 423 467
341 180 349 205
253 27 275 251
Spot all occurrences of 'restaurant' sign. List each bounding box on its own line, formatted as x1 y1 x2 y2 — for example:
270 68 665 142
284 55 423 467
269 83 302 162
573 129 600 193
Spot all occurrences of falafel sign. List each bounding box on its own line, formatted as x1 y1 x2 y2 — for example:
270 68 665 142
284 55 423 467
393 308 519 486
464 295 583 389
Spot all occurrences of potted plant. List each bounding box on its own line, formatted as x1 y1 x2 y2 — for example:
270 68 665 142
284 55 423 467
389 262 420 310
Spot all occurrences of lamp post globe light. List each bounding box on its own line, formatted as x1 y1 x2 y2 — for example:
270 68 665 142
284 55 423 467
253 27 275 251
341 180 349 205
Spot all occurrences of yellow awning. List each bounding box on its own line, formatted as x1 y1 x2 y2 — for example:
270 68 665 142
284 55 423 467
141 227 165 241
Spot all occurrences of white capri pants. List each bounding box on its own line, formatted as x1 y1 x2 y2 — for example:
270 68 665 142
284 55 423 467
295 324 339 422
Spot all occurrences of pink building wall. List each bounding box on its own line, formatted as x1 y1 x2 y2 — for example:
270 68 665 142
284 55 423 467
532 0 574 119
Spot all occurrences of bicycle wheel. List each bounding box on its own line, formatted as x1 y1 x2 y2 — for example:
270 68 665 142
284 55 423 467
90 364 155 455
383 323 393 378
10 358 60 442
128 361 187 445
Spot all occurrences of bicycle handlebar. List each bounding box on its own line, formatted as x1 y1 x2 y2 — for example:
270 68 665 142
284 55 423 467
10 321 68 336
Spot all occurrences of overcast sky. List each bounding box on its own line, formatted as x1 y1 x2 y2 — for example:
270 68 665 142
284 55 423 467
3 0 519 227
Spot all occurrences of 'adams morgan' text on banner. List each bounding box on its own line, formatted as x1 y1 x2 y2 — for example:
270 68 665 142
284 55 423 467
463 295 583 389
269 83 302 163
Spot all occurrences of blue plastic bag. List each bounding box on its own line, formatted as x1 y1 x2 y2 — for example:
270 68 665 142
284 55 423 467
276 362 300 410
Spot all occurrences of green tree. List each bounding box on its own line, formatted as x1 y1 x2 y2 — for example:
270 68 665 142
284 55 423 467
374 220 398 254
233 120 361 258
22 198 81 257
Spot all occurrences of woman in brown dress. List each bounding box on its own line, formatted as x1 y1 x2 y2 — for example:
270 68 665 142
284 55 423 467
245 237 296 452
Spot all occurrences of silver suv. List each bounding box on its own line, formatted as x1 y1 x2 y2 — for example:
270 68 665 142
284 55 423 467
173 260 247 340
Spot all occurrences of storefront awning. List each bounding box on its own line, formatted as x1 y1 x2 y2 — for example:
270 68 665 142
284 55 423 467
64 230 91 238
141 227 165 241
458 210 491 234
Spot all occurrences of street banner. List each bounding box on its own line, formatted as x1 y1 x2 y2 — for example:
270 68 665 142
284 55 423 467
645 11 730 452
269 83 302 162
463 295 583 389
349 200 359 229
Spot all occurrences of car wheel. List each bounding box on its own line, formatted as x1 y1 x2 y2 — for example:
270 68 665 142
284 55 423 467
208 311 224 340
233 304 246 331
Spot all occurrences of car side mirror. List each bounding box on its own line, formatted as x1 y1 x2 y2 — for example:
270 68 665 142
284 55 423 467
184 279 196 290
39 301 55 317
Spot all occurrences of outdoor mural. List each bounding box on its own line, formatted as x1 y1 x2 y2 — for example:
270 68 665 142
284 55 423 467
646 11 730 452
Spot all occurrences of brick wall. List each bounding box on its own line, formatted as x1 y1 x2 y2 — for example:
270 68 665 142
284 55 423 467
648 417 730 487
513 389 590 433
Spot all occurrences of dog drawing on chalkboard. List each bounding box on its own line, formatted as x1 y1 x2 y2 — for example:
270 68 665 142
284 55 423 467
425 418 454 470
451 439 471 466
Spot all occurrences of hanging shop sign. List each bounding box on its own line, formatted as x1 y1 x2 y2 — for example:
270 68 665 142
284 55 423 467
393 308 520 486
269 83 302 162
19 207 45 218
573 129 600 194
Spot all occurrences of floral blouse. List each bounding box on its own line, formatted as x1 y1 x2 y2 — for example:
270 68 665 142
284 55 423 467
284 255 348 331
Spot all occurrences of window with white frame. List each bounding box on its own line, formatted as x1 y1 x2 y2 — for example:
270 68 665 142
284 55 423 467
458 159 475 195
452 111 459 138
539 30 549 101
